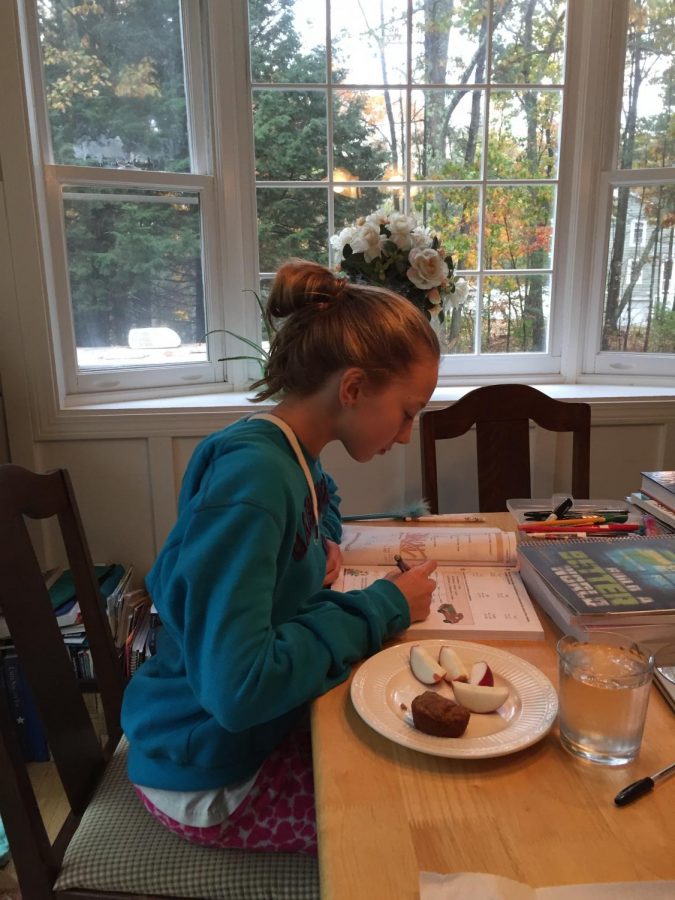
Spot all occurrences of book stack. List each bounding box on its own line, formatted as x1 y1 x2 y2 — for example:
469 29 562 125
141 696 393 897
111 588 160 678
50 564 130 683
517 534 675 651
628 471 675 533
0 563 130 760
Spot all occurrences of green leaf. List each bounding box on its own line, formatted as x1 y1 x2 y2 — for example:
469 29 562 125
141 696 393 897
205 328 268 359
217 355 266 364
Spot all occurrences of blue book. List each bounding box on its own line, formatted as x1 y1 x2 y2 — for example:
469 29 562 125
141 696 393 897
1 652 50 762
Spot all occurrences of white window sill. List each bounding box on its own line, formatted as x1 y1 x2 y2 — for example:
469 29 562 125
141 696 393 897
43 382 675 440
65 383 675 414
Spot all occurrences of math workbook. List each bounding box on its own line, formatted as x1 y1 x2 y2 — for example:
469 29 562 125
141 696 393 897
335 525 544 641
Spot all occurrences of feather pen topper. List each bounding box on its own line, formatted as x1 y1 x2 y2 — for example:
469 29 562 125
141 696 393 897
341 499 485 523
341 499 431 522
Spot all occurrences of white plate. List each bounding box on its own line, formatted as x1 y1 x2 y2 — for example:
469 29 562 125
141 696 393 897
350 639 558 759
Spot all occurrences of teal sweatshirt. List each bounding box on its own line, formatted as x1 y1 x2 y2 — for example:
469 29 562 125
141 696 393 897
122 417 410 790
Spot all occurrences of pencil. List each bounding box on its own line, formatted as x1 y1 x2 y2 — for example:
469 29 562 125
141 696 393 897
405 514 486 523
394 554 410 573
520 523 641 534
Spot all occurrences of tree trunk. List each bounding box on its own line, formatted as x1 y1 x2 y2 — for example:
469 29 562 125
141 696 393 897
603 15 643 347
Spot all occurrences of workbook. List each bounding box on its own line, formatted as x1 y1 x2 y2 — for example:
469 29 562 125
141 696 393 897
335 525 544 640
517 535 675 639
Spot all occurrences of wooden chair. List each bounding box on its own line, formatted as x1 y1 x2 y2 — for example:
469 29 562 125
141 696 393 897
419 384 591 513
0 464 319 900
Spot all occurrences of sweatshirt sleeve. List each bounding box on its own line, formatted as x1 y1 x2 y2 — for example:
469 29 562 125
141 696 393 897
154 500 409 734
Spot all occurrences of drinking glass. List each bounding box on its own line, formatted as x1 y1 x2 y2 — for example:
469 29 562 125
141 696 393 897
556 632 654 766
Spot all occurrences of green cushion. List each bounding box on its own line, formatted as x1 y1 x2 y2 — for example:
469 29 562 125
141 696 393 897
54 738 319 899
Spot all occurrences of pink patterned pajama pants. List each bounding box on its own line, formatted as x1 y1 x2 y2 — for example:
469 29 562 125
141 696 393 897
134 724 317 855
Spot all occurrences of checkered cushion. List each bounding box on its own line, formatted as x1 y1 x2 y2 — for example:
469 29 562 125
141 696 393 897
54 738 319 899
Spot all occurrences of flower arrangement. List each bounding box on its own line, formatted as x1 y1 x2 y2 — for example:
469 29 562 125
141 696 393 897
330 208 457 322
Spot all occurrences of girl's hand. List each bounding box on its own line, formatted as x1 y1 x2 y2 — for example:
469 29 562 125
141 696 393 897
323 539 343 586
386 560 438 623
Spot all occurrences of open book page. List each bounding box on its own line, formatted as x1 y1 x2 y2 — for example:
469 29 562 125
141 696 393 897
341 524 518 567
333 564 542 640
420 872 675 899
336 525 543 640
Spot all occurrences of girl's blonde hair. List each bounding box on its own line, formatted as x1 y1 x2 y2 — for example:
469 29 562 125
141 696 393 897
251 259 440 401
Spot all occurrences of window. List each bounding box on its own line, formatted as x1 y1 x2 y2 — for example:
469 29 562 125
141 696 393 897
17 0 675 400
587 0 674 374
251 0 566 378
24 0 235 394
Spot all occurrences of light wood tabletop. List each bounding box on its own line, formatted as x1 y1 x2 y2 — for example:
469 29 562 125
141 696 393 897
311 513 675 899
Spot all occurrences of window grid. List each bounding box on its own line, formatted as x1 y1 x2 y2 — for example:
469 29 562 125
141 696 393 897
252 0 564 360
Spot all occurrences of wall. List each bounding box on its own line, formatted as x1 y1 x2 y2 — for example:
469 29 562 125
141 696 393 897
27 401 675 579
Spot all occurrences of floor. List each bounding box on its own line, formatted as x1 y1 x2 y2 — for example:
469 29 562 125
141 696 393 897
0 761 68 900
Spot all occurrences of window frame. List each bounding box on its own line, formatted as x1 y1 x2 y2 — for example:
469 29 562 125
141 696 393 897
580 0 675 381
15 0 675 405
19 0 261 398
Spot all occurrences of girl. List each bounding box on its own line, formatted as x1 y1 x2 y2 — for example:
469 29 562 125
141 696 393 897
121 259 440 855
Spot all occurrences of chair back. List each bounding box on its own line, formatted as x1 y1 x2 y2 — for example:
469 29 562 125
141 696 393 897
420 384 591 512
0 464 125 897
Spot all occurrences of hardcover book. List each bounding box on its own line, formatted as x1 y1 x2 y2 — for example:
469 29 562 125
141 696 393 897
335 524 544 640
518 535 675 630
1 652 50 762
641 471 675 512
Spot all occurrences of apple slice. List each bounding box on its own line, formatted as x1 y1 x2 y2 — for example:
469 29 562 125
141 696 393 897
410 645 446 685
452 679 509 713
469 660 494 687
439 646 469 683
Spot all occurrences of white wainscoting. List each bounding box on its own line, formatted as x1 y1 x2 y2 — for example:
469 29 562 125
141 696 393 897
32 401 675 583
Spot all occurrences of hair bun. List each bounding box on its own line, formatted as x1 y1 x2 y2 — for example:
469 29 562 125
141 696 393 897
268 259 342 318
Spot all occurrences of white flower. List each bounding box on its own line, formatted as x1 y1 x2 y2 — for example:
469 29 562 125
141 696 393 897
349 221 383 262
407 247 449 290
365 208 389 226
330 226 357 254
410 227 433 250
387 212 417 250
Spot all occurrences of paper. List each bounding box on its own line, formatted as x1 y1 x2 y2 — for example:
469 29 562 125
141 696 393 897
340 524 518 567
419 872 675 899
337 525 543 640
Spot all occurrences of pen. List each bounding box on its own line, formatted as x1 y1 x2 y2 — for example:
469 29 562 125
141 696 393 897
530 532 588 540
394 554 410 573
524 511 628 522
520 523 641 534
519 517 605 529
614 761 675 806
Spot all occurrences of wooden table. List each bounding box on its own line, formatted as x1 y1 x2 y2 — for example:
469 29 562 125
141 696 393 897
311 513 675 899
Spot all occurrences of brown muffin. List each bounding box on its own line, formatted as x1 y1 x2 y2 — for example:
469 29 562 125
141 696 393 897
411 690 471 738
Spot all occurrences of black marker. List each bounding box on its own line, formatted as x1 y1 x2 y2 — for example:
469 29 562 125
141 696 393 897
614 761 675 806
545 496 573 521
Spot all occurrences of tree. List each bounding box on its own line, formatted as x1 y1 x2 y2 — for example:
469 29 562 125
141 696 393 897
250 0 391 269
407 0 564 353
